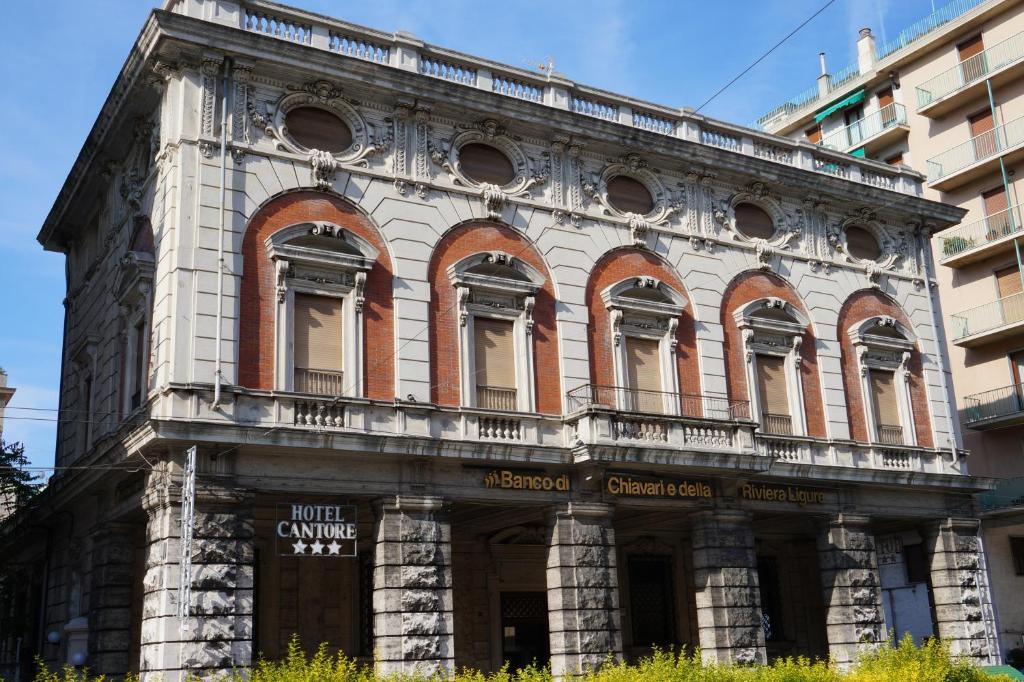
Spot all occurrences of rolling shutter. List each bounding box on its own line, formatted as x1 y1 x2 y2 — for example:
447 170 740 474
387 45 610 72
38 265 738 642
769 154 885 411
474 318 515 388
294 294 343 371
756 355 790 415
625 337 662 392
957 34 985 61
870 370 900 427
996 265 1023 299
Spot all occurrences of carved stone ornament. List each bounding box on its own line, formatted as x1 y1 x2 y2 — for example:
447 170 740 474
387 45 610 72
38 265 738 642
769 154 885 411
629 214 650 248
432 119 548 199
309 149 338 190
482 184 508 219
832 212 901 272
724 183 800 253
588 154 682 226
269 82 383 166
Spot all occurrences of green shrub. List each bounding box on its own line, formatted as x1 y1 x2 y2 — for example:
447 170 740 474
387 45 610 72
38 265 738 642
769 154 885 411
31 635 1018 682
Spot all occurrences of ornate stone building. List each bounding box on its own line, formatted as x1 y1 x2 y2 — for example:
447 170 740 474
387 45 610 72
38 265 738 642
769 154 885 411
0 0 1002 679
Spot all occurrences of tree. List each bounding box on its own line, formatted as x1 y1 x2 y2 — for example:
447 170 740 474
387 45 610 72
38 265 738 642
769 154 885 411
0 440 40 516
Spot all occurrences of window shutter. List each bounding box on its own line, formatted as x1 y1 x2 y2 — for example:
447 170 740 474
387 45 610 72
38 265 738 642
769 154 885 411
625 337 662 392
870 370 900 427
294 294 343 371
969 109 994 137
756 355 790 415
474 317 515 388
957 34 985 61
806 125 822 144
997 265 1023 299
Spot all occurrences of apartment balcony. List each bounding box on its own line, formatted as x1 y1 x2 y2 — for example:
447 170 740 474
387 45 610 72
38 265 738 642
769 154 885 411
950 291 1024 347
294 367 345 395
916 31 1024 117
939 203 1024 267
979 476 1024 511
926 115 1024 191
819 103 909 155
476 385 517 411
566 384 751 420
964 384 1024 429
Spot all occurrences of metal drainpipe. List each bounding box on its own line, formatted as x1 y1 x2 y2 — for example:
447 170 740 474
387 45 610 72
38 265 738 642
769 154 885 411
921 227 965 464
212 57 231 409
986 79 1021 293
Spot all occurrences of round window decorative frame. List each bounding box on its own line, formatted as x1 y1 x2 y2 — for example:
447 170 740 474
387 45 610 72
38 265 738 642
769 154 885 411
604 175 656 216
724 185 791 247
282 106 355 155
444 128 534 195
271 88 373 164
591 156 677 224
836 219 896 268
732 201 778 241
454 142 519 188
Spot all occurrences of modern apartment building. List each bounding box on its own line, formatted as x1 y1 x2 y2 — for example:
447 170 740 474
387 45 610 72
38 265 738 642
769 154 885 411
0 0 1004 679
757 0 1024 660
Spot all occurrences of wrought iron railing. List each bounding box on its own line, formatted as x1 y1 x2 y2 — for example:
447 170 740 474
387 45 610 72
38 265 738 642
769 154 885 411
965 383 1024 423
979 476 1024 511
294 367 344 395
876 424 904 445
927 115 1024 182
761 412 793 436
916 31 1024 108
477 385 517 411
940 203 1023 259
566 384 750 420
819 103 907 151
950 290 1024 340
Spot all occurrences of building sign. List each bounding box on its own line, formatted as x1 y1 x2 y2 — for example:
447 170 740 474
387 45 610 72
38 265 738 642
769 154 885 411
605 474 713 500
484 469 570 491
738 482 827 506
276 503 357 557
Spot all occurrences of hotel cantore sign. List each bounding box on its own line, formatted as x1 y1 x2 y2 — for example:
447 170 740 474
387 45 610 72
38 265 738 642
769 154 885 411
276 503 357 557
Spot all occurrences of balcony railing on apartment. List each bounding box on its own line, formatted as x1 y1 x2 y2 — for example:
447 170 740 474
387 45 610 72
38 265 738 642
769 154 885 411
760 412 793 435
927 115 1024 183
916 31 1024 109
820 103 907 151
965 383 1024 424
477 385 517 411
876 424 904 445
950 291 1024 341
979 476 1024 511
940 203 1023 259
566 384 751 421
294 367 344 395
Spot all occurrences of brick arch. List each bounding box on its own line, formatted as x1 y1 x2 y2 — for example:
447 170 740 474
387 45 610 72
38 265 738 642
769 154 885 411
836 289 933 447
721 271 827 438
427 221 560 413
584 248 701 404
238 191 394 399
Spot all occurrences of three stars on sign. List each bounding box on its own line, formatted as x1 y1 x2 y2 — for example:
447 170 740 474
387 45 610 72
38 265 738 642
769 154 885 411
292 539 344 555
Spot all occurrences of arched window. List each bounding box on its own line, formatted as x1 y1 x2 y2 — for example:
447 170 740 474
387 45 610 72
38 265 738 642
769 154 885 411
265 222 378 397
602 277 686 415
116 218 156 415
849 317 917 446
450 252 544 411
734 298 809 436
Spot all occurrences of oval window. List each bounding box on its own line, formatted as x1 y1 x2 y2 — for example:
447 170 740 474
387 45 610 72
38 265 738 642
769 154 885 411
734 203 775 240
606 176 654 215
284 107 353 153
846 226 881 261
458 143 516 186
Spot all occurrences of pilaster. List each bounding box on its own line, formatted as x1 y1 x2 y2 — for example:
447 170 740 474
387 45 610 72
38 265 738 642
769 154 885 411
546 502 622 678
690 510 766 665
87 523 137 676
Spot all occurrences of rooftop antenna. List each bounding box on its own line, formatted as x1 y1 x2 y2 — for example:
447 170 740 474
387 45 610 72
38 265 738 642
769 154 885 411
525 55 556 75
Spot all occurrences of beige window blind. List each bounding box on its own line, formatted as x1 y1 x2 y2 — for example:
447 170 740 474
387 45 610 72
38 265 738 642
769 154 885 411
997 265 1023 299
474 317 515 388
756 355 790 416
625 337 662 392
294 294 343 371
870 370 900 428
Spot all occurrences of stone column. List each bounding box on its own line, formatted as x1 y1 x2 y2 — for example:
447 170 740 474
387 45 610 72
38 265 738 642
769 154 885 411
87 523 137 676
139 471 254 681
373 495 453 676
923 518 991 661
546 502 622 677
691 510 766 665
817 514 885 667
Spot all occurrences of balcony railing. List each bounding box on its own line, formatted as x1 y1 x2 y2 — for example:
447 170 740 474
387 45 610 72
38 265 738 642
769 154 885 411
940 203 1023 259
761 412 793 435
916 31 1024 109
927 115 1024 183
294 367 344 395
876 424 904 445
820 103 907 151
965 383 1024 424
566 384 750 420
979 476 1024 511
477 385 517 411
950 290 1024 341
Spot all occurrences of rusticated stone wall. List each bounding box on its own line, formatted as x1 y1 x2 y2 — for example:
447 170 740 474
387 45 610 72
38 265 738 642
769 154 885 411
546 502 622 678
690 510 766 664
925 518 990 660
87 524 136 675
816 514 884 667
373 496 454 676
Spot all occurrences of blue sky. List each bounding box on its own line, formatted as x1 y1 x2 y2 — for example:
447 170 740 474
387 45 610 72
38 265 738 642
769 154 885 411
0 0 943 471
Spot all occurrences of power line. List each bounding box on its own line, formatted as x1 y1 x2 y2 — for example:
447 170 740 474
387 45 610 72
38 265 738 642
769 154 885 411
693 0 838 114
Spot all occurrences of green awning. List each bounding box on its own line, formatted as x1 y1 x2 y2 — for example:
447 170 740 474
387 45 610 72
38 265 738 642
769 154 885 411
981 666 1024 680
850 147 866 158
814 89 865 122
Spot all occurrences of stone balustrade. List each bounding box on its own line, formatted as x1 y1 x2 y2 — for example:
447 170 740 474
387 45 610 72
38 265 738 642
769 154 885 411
163 0 925 197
